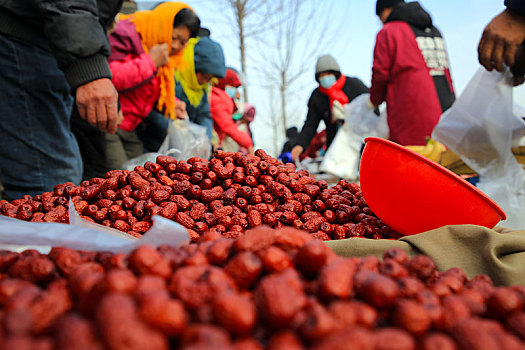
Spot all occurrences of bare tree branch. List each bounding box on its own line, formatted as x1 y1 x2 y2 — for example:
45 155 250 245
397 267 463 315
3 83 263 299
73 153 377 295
192 0 350 155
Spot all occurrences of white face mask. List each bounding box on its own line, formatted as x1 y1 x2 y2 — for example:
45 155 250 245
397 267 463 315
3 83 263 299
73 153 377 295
319 74 337 89
225 86 237 99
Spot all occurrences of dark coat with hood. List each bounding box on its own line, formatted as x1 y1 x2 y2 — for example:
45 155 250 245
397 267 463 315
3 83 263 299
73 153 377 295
370 1 455 146
0 0 123 89
295 76 369 151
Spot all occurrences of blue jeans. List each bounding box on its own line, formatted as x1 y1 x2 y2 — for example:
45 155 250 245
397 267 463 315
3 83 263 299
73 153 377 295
0 34 82 199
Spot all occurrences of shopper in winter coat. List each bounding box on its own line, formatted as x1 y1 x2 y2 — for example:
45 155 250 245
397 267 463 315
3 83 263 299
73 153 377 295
137 36 226 152
370 0 455 146
0 0 122 199
291 55 369 162
210 68 254 153
175 37 227 141
105 2 200 169
479 0 525 85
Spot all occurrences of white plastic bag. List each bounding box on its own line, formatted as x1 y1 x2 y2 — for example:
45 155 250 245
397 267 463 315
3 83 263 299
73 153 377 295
319 124 362 180
345 93 389 140
0 204 191 253
158 117 211 161
432 68 525 229
319 94 388 180
122 149 182 171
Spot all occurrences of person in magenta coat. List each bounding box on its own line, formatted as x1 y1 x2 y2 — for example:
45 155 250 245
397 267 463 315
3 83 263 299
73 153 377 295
370 0 456 146
210 68 254 153
109 19 163 133
105 3 201 170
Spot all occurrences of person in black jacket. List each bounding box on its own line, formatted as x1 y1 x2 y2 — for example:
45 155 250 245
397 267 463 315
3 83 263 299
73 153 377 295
479 0 525 80
291 55 369 162
0 0 122 199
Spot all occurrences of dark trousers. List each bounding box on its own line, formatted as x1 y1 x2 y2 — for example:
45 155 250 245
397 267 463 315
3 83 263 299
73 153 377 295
71 110 109 180
0 34 82 199
136 109 169 153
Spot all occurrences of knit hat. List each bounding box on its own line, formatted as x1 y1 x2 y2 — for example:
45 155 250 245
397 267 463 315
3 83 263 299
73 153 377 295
215 68 242 90
315 55 340 75
315 55 341 82
194 37 226 78
376 0 405 16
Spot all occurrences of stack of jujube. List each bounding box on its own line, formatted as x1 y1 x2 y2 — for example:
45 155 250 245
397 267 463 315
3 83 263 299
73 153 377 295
0 150 400 241
0 227 524 349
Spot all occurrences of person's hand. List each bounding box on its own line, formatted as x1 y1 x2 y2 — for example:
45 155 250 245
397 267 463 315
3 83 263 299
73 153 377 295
247 147 255 155
478 9 525 72
511 45 525 86
149 43 170 68
117 109 124 127
512 75 525 86
76 78 119 134
291 145 304 162
174 100 187 120
332 101 346 121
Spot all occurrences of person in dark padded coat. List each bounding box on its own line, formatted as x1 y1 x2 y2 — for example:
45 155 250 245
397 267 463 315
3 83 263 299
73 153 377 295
370 0 455 147
291 55 369 162
0 0 122 199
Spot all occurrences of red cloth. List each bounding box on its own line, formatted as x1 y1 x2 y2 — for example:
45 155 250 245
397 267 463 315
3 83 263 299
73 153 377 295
210 87 254 149
108 20 161 132
300 130 326 161
370 21 453 146
318 75 349 113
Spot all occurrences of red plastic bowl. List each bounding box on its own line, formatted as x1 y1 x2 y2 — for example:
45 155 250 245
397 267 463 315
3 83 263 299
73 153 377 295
359 137 506 236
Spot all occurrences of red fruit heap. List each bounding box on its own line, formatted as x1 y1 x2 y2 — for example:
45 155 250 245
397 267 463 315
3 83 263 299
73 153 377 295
0 150 400 240
0 227 523 349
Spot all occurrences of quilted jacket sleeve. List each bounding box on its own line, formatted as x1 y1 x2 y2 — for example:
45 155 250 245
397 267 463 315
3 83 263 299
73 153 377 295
35 0 123 88
109 54 157 93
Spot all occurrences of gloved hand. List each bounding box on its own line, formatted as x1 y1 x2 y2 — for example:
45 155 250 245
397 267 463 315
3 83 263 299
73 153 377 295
279 151 293 164
332 100 347 121
367 99 377 110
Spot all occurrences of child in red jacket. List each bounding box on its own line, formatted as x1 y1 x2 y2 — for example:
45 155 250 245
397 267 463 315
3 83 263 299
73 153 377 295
210 68 254 154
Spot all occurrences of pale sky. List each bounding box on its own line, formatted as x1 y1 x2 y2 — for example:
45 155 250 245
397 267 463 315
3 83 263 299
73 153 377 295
136 0 521 155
